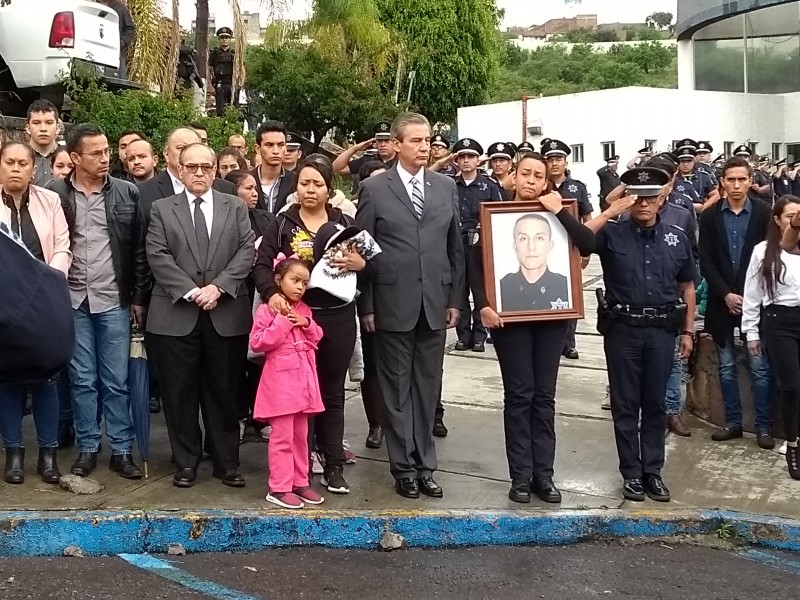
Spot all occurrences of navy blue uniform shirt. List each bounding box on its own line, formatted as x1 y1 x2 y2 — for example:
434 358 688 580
454 172 502 231
556 177 592 217
721 198 752 272
596 218 696 307
677 171 715 202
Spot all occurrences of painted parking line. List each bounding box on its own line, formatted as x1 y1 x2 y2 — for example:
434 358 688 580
118 553 263 600
740 549 800 577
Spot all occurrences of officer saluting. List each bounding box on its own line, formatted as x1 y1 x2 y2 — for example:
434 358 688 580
451 138 502 352
431 134 457 177
209 27 236 114
597 155 621 210
543 139 592 221
487 142 515 201
595 167 696 503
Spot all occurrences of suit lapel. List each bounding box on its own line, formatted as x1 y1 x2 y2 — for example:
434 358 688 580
419 170 437 221
158 170 177 199
386 166 419 219
173 192 203 269
207 191 230 264
713 203 733 277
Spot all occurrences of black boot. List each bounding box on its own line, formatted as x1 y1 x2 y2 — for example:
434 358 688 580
57 423 75 449
37 448 61 484
4 448 24 484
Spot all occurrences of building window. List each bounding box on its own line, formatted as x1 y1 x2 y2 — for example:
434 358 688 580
724 141 734 156
772 143 783 160
748 141 758 155
601 141 616 161
644 139 657 152
671 140 682 152
571 144 585 163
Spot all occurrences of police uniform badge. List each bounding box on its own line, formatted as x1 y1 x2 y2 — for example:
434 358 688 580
551 299 569 309
568 184 578 194
664 232 680 247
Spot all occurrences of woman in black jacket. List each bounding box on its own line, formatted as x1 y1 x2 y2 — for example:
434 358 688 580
253 155 366 495
470 153 596 504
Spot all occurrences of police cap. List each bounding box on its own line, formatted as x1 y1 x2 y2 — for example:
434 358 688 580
734 144 752 158
638 146 653 155
488 142 514 161
286 132 301 150
675 138 698 152
606 155 620 165
696 141 713 154
776 158 787 167
431 134 449 149
542 138 571 159
453 138 483 157
675 147 696 161
374 121 392 140
216 27 233 37
517 141 535 155
621 167 670 197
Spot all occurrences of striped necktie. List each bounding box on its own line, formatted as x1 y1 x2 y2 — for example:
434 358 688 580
410 177 424 218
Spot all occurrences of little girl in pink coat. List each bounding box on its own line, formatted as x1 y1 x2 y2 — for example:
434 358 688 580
250 256 325 509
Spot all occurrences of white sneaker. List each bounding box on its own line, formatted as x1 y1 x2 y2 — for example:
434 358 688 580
260 425 271 441
601 386 611 410
779 441 788 455
311 452 325 475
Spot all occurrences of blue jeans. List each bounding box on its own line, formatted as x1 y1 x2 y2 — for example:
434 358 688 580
715 337 771 430
69 301 135 454
56 370 73 426
665 338 683 416
0 382 59 448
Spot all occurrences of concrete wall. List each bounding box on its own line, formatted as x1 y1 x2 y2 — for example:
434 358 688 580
457 86 786 208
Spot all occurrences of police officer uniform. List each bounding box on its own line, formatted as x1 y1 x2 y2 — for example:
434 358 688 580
543 139 592 358
499 269 569 312
631 147 653 168
773 159 792 198
694 141 718 185
450 138 502 351
284 132 302 172
209 27 236 114
674 141 715 206
597 155 621 209
432 134 457 177
595 167 696 502
347 121 397 180
487 142 515 201
517 141 536 157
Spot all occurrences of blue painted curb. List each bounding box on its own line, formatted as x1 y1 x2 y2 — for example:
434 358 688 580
0 509 797 557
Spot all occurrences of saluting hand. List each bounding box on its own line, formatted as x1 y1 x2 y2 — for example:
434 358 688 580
607 195 636 218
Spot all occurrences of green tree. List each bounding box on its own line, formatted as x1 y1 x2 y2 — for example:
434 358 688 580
375 0 502 124
246 44 402 149
647 11 674 30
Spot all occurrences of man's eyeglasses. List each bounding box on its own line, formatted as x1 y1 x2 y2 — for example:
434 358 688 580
633 195 660 205
182 163 215 174
81 148 111 159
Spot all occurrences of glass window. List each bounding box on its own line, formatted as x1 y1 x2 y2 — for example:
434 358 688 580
749 141 759 155
644 139 657 152
773 143 783 159
601 142 616 161
747 35 800 94
571 144 585 163
695 38 746 92
724 141 734 156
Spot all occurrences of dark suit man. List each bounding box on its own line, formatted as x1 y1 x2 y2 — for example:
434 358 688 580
356 113 465 500
145 143 255 488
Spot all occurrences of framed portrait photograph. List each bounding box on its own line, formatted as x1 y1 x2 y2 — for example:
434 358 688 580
479 200 585 323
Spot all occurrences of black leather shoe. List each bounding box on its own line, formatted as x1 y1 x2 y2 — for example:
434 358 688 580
173 468 197 488
643 474 671 502
472 342 486 353
756 429 775 450
70 452 97 477
365 426 383 449
786 444 800 480
149 395 162 414
623 478 645 501
508 480 531 504
57 424 75 449
432 418 448 438
37 448 61 484
109 454 143 479
4 448 24 484
395 477 419 499
711 425 743 441
417 476 443 498
563 348 579 360
213 469 246 488
454 341 471 351
531 477 562 504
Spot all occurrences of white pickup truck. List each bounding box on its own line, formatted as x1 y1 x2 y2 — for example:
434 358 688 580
0 0 131 116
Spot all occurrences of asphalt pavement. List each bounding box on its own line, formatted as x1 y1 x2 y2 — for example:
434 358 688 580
0 543 797 599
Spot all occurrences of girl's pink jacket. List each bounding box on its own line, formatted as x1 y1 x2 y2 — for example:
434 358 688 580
249 300 325 420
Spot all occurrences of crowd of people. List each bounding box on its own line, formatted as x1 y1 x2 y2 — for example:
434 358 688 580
0 98 798 512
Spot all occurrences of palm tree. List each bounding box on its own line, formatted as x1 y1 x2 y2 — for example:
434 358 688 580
125 0 180 93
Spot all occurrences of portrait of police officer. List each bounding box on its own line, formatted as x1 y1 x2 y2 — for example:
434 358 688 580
594 167 696 504
499 214 570 312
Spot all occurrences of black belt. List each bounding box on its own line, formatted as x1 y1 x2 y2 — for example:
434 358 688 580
617 306 673 317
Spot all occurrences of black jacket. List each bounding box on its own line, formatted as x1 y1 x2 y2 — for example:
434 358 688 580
251 167 296 215
136 170 236 228
699 199 771 346
252 204 355 309
105 0 136 51
47 176 151 308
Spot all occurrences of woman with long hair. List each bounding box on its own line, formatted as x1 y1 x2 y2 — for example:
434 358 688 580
744 195 800 479
253 155 368 494
470 153 596 503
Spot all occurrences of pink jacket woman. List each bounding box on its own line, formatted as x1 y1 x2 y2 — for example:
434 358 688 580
0 185 71 275
250 300 325 420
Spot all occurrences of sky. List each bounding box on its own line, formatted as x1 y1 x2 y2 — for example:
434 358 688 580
175 0 680 30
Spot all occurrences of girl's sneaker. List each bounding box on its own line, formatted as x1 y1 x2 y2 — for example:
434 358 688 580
311 452 325 475
266 492 304 509
293 486 325 505
343 439 356 465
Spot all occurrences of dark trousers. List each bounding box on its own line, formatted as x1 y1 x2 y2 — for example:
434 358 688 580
493 320 568 481
148 312 246 472
762 306 800 441
312 306 357 469
604 324 674 479
376 310 446 480
456 242 487 345
563 320 577 352
360 332 384 427
215 83 234 114
435 378 445 420
0 381 59 448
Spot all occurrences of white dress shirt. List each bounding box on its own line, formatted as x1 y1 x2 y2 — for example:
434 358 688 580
182 187 215 300
742 240 800 341
396 163 425 202
168 169 185 195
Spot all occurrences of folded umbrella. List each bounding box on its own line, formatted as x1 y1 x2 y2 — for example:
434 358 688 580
128 328 150 478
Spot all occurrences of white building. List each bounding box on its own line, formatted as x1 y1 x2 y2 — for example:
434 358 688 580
458 0 800 204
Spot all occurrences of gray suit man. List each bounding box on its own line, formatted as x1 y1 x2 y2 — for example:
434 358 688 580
146 143 255 489
356 113 465 499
